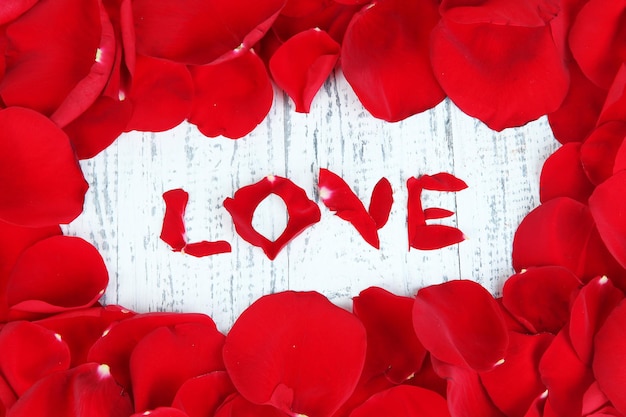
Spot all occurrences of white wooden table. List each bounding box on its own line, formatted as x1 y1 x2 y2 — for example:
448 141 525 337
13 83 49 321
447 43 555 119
64 72 558 332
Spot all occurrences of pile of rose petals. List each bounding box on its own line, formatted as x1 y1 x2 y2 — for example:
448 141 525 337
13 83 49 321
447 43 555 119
2 0 626 416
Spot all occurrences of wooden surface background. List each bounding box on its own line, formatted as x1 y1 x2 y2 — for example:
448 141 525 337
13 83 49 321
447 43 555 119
64 73 558 332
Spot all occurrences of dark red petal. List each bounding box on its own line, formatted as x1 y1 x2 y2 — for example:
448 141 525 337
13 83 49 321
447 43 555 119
502 267 582 334
412 280 509 371
0 107 88 227
0 220 60 321
440 0 560 27
213 394 288 417
593 300 626 415
598 63 626 125
569 276 624 366
133 0 285 65
615 138 626 174
589 171 626 269
0 0 106 118
223 291 366 417
172 372 235 417
270 28 339 113
569 0 626 89
349 385 450 417
540 142 595 203
352 287 427 384
88 312 219 391
368 178 393 229
130 408 189 417
160 189 190 252
0 373 16 413
281 0 327 18
189 50 273 139
580 121 626 185
6 363 134 417
224 176 320 260
431 18 568 130
512 197 625 282
548 61 607 144
63 96 134 160
0 0 37 25
0 321 70 396
480 332 553 417
539 329 593 417
318 169 383 249
130 322 225 411
6 236 108 320
35 306 136 367
331 375 395 417
125 55 193 132
431 358 506 417
341 0 444 122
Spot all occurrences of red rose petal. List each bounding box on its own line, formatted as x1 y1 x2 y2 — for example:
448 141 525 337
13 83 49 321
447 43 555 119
341 0 445 122
0 107 88 227
593 300 626 415
589 171 626 270
0 321 70 396
172 372 235 417
0 0 37 25
480 332 554 417
36 306 136 367
63 96 134 160
189 49 273 139
540 142 595 203
213 394 288 417
349 385 450 417
133 0 285 65
440 0 560 27
502 266 582 334
569 276 624 365
512 197 625 282
368 177 393 229
352 287 427 384
130 322 225 411
539 328 594 417
318 169 388 249
431 17 568 130
270 28 339 113
88 312 219 392
281 0 327 18
223 291 367 417
412 280 509 371
6 236 108 320
580 121 626 185
6 363 134 417
161 189 191 252
598 63 626 125
569 0 626 89
125 55 193 132
0 373 16 413
130 408 189 417
224 176 320 260
0 0 106 118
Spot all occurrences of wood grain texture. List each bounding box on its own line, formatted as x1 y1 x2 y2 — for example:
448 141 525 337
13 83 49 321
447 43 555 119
64 72 558 332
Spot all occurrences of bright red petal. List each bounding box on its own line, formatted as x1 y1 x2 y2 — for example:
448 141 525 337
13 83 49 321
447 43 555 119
0 0 37 25
593 300 626 415
539 143 595 204
88 312 219 392
213 394 288 417
580 121 626 185
349 385 450 417
440 0 560 27
224 176 320 260
6 236 108 320
160 189 190 252
270 28 339 113
353 287 427 384
0 321 70 396
130 408 189 417
368 178 393 229
172 372 235 417
431 17 568 130
412 280 509 371
189 50 273 139
0 107 88 227
502 267 582 334
589 171 626 269
125 55 193 132
341 0 444 122
133 0 285 65
223 291 367 417
6 363 134 417
318 169 384 249
130 322 225 411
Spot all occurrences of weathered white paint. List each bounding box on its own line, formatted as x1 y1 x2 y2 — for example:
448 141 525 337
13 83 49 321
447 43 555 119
65 72 558 332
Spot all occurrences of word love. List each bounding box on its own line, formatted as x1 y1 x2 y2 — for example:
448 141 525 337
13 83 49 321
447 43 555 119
160 169 468 260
